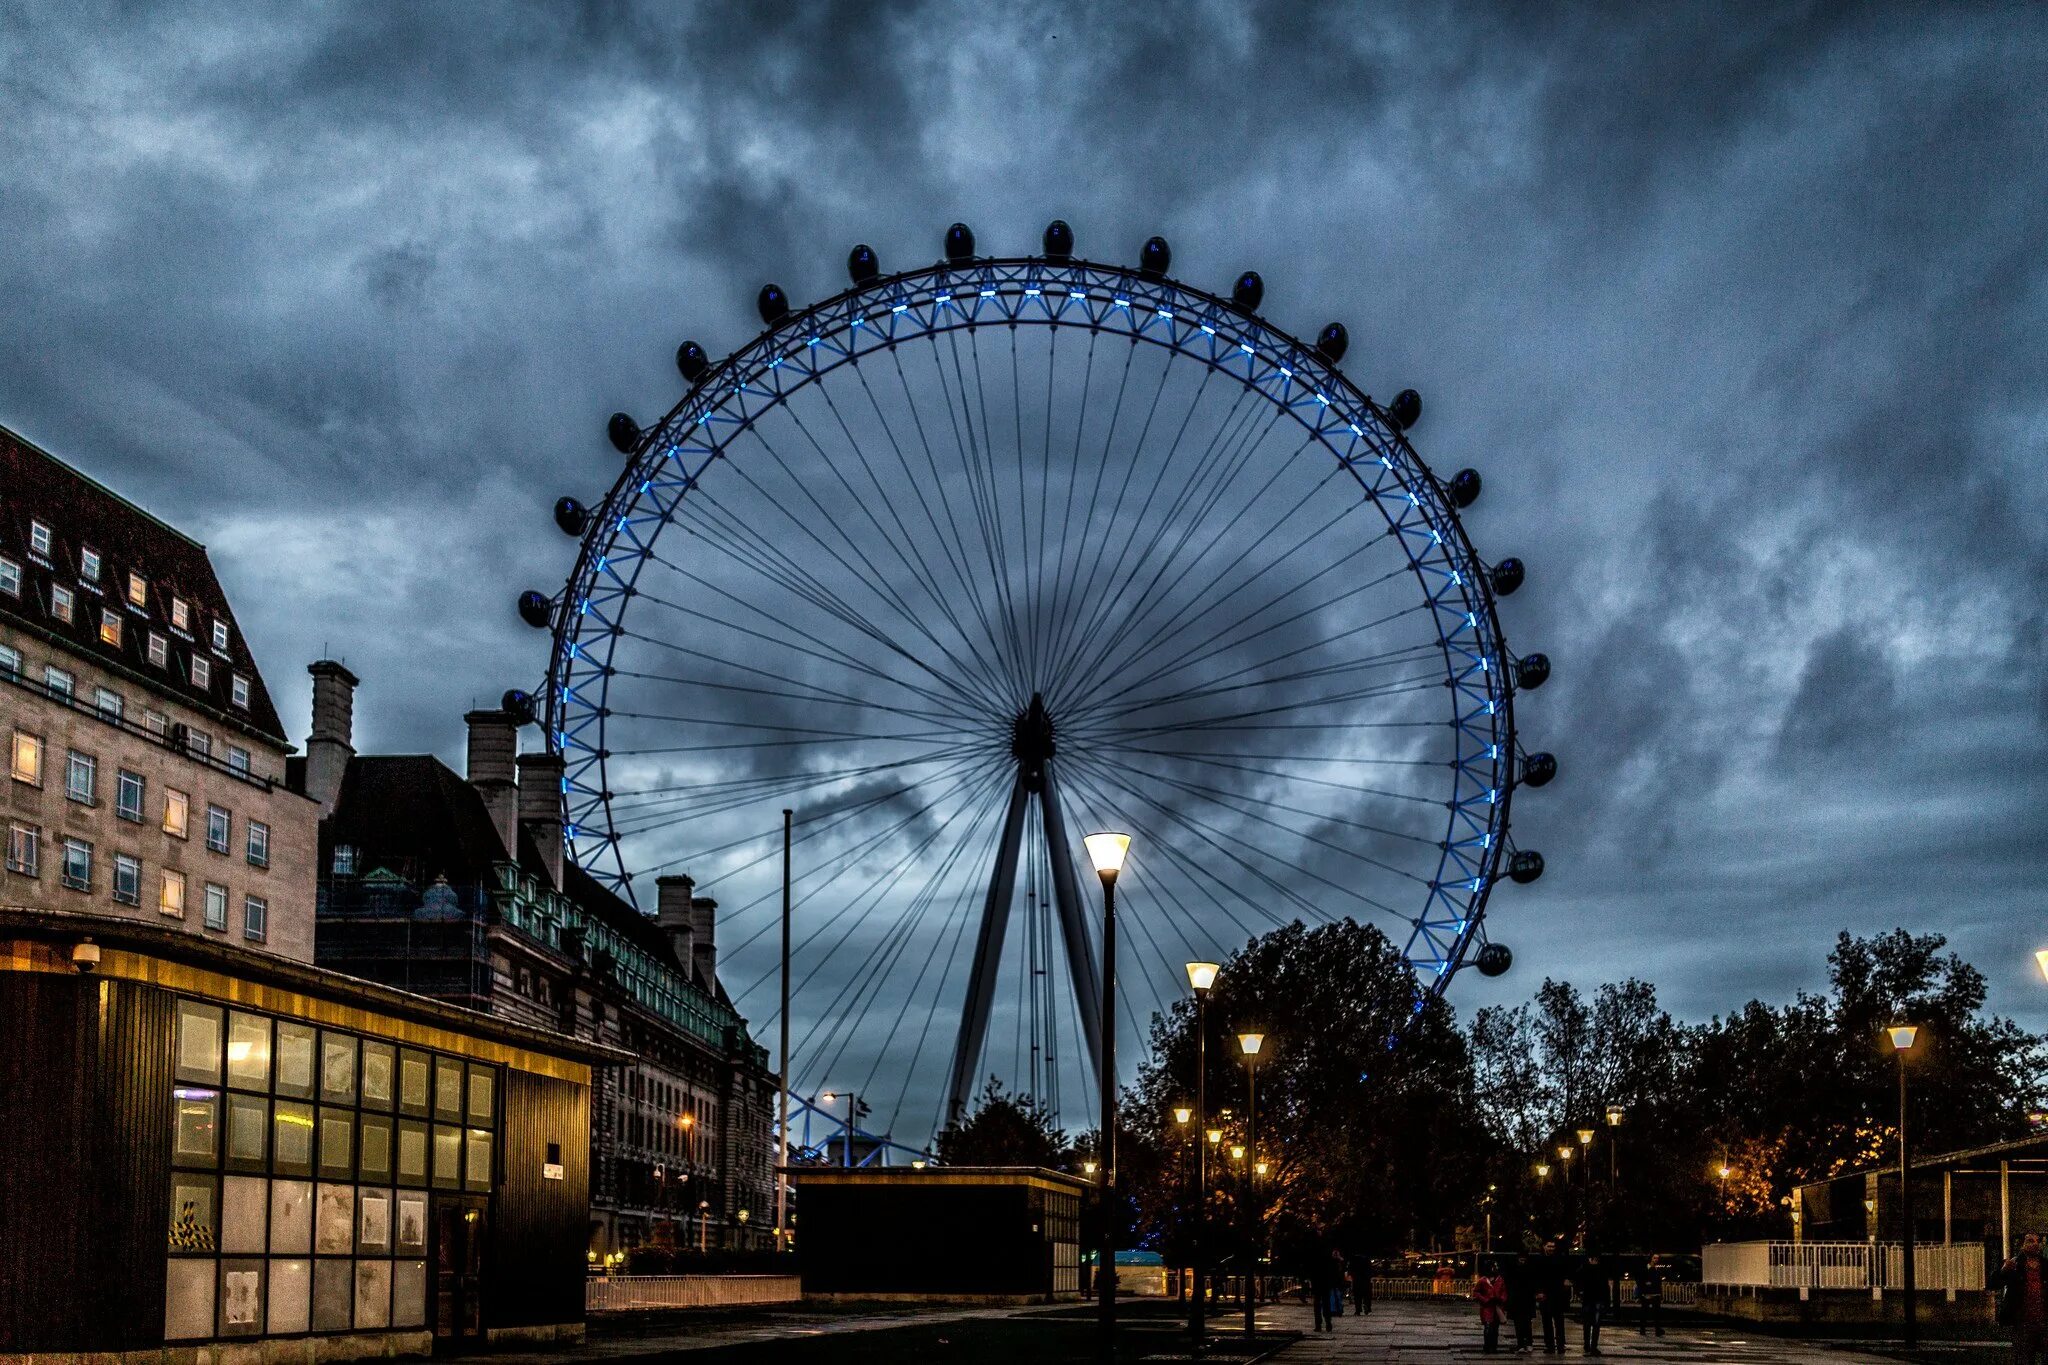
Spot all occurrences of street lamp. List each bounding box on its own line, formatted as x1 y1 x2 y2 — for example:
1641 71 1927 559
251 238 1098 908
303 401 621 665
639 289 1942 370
821 1090 858 1168
1605 1105 1625 1183
1175 1106 1193 1126
1185 960 1219 1347
1889 1022 1921 1349
1238 1031 1265 1340
1084 830 1130 1361
2036 949 2048 984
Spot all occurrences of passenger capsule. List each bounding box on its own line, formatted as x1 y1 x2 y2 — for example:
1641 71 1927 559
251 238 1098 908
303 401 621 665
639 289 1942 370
1316 323 1348 363
1521 752 1558 788
757 283 789 325
553 497 588 537
1508 850 1545 884
1042 220 1074 260
517 591 553 629
675 341 710 382
607 412 640 454
945 222 976 262
1139 236 1171 279
1491 557 1525 597
1388 388 1422 431
1516 653 1551 690
1475 942 1513 977
1448 468 1482 508
501 690 537 726
847 244 879 284
1232 271 1264 313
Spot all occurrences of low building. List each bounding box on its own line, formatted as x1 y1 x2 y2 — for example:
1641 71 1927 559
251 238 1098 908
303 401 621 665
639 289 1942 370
304 674 779 1258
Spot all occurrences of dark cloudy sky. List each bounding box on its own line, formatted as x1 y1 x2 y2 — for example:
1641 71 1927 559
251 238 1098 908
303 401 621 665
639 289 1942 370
5 3 2045 1133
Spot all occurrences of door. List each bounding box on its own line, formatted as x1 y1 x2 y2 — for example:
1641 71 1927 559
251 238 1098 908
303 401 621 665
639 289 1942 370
432 1196 489 1349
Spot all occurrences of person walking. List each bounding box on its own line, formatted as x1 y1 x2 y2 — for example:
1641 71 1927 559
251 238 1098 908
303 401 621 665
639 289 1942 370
1637 1253 1666 1337
1474 1256 1509 1354
1352 1250 1373 1315
1311 1246 1345 1332
1995 1231 2048 1364
1576 1252 1613 1356
1505 1249 1538 1354
1536 1240 1572 1354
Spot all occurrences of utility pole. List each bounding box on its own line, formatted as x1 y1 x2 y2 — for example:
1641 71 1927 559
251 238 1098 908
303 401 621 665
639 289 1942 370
776 808 792 1253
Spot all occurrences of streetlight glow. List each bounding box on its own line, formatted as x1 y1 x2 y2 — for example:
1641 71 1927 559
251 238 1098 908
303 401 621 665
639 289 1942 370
1576 1127 1595 1146
1887 1024 1920 1051
1255 1160 1268 1177
1174 1106 1193 1125
1186 961 1220 992
2037 949 2048 983
1238 1031 1265 1057
1207 1128 1224 1146
1230 1144 1246 1162
1083 1160 1098 1175
1606 1104 1626 1128
1535 1162 1550 1179
1084 831 1131 879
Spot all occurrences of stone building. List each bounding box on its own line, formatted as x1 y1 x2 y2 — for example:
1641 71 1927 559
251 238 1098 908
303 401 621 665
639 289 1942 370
304 672 779 1257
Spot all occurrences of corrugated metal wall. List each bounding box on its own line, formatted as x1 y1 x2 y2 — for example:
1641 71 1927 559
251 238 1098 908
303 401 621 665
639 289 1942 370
489 1068 591 1329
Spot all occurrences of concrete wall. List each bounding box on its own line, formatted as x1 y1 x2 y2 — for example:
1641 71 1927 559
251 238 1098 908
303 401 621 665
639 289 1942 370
587 1274 801 1311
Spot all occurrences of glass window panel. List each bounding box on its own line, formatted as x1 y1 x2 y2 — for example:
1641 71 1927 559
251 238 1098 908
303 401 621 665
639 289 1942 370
268 1258 311 1335
225 1092 268 1170
319 1031 357 1104
219 1258 264 1336
318 1107 354 1179
173 1089 219 1167
361 1040 396 1109
467 1068 494 1125
393 1259 427 1328
226 1012 271 1090
174 1000 223 1084
355 1259 391 1330
272 1100 314 1177
220 1175 266 1254
169 1171 217 1252
314 1182 354 1255
275 1021 316 1098
164 1259 216 1340
433 1057 463 1121
398 1049 430 1116
395 1191 428 1256
269 1179 313 1254
465 1129 493 1191
396 1120 428 1186
359 1114 393 1182
432 1125 463 1189
358 1188 393 1254
312 1257 352 1332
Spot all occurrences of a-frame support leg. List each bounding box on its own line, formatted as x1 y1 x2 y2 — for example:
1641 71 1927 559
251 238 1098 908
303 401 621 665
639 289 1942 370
942 773 1031 1127
1041 763 1105 1089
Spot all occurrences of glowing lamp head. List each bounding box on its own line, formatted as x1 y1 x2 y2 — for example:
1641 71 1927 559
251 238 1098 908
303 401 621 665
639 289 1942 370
911 1159 926 1169
1606 1105 1625 1128
1083 1160 1097 1175
1174 1106 1193 1125
1230 1144 1246 1162
2037 949 2048 983
1207 1128 1224 1146
1084 832 1131 880
1255 1160 1269 1177
1577 1128 1595 1146
1558 1145 1573 1161
1238 1032 1265 1058
1887 1024 1920 1052
820 1092 835 1103
1535 1162 1550 1179
1718 1164 1732 1179
680 1113 694 1128
1186 961 1220 993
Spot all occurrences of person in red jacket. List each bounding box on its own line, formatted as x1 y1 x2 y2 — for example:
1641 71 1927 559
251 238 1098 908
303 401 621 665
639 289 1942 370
1995 1232 2047 1364
1474 1257 1510 1354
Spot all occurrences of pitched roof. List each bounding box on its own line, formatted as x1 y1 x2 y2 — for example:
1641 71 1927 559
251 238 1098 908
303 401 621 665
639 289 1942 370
0 424 288 744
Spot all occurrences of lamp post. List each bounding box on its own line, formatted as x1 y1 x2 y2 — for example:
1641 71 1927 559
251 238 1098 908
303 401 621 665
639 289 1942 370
1558 1145 1577 1244
1186 961 1218 1346
1888 1023 1921 1349
821 1090 857 1168
1085 831 1130 1362
1238 1031 1265 1339
1172 1106 1192 1306
1604 1106 1624 1183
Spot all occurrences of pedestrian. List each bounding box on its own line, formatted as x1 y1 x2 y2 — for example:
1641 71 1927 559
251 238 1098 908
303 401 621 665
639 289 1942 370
1637 1252 1666 1337
1311 1246 1344 1332
1536 1240 1572 1354
1505 1249 1538 1354
1353 1251 1373 1315
1474 1256 1509 1354
1326 1247 1349 1328
1995 1231 2048 1365
1576 1252 1612 1356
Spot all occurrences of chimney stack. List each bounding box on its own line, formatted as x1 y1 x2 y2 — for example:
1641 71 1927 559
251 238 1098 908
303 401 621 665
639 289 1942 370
690 893 718 990
656 875 696 971
464 710 520 860
515 750 566 890
304 660 359 817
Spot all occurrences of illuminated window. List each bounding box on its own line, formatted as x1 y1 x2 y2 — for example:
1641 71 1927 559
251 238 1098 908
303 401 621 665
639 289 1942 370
191 656 210 689
212 620 230 652
51 584 73 623
127 571 147 608
65 749 96 803
333 845 357 876
164 788 190 839
11 731 42 785
247 821 270 869
29 521 51 557
43 665 73 699
0 557 19 596
80 547 100 581
230 674 251 709
113 853 141 905
147 632 168 668
116 770 145 822
99 608 122 647
206 805 231 854
5 823 37 876
62 838 91 891
203 882 228 931
170 597 190 631
244 894 268 942
94 687 122 721
161 868 187 917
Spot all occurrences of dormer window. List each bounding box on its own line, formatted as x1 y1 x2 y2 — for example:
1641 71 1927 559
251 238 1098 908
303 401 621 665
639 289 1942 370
126 572 147 608
333 845 357 876
230 673 251 709
191 656 210 689
50 584 74 623
80 547 100 582
170 597 189 631
29 521 51 558
98 609 121 647
211 620 230 652
146 632 167 668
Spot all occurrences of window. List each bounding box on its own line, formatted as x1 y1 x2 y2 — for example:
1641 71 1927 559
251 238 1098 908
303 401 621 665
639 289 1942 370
10 731 41 785
62 838 91 891
99 609 121 647
212 620 231 652
161 868 187 917
43 664 73 699
127 571 148 608
244 895 268 942
6 823 37 877
113 853 141 905
164 788 190 838
117 769 145 821
65 749 96 803
227 745 251 776
144 709 169 738
94 686 122 720
170 596 189 630
231 674 251 710
81 547 100 582
206 805 231 854
332 846 356 876
247 821 270 868
51 584 73 623
29 520 51 557
147 632 168 667
0 643 17 678
191 656 211 689
188 731 211 758
0 556 18 596
204 882 229 931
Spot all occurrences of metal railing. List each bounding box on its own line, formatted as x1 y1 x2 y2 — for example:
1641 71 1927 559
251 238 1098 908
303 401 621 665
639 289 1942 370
1702 1241 1984 1292
587 1273 800 1311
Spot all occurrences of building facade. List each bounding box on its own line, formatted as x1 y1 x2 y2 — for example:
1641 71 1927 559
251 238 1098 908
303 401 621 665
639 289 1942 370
1 425 317 960
305 674 779 1257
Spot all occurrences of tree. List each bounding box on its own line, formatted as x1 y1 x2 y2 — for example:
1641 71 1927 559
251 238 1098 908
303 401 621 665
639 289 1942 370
934 1077 1070 1168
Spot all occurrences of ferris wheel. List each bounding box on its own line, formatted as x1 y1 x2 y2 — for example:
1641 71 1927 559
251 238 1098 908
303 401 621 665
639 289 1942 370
518 221 1555 1137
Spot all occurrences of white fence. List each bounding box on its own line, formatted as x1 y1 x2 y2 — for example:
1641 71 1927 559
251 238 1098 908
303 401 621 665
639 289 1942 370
1702 1241 1984 1292
586 1274 802 1311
